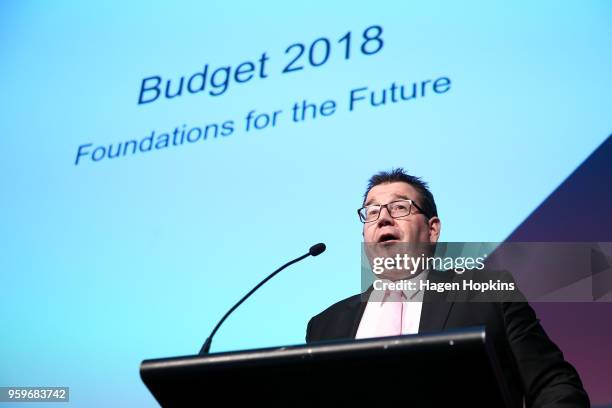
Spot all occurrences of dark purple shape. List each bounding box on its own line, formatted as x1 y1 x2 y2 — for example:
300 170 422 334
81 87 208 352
506 135 612 405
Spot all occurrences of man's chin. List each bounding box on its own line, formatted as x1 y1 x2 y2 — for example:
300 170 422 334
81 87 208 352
370 240 404 258
376 269 413 281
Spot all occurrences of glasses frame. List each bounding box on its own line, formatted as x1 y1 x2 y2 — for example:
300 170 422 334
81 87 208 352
357 199 429 223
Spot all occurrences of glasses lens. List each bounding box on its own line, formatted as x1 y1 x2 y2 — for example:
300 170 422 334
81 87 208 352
389 200 411 218
359 206 380 222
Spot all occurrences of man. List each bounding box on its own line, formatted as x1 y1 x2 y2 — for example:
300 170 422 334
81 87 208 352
306 168 589 407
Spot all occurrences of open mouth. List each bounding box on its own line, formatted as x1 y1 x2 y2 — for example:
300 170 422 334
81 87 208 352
378 233 400 243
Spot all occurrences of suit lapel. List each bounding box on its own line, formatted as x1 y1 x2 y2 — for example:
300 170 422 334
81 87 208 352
349 294 369 338
418 270 455 333
345 287 373 338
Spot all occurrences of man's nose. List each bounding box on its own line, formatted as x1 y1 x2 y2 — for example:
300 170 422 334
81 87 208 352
376 205 395 226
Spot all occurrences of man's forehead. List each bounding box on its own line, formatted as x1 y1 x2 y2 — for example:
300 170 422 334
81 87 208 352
364 182 419 205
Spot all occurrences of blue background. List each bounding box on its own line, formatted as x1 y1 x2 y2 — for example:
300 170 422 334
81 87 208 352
1 1 611 406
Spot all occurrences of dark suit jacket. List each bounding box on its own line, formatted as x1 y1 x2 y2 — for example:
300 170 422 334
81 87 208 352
306 269 589 408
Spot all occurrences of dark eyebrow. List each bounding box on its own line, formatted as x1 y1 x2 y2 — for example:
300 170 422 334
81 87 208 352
364 194 411 207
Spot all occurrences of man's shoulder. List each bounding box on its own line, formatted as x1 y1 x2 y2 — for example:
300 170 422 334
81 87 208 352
309 292 364 323
429 268 513 281
446 268 524 302
306 292 366 343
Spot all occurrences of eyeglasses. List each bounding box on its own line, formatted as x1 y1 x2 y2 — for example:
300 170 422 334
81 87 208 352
357 199 428 223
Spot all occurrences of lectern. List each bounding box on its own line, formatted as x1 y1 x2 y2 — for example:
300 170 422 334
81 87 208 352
141 327 515 407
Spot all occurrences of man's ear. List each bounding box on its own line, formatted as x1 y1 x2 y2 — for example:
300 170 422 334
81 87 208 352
428 216 441 243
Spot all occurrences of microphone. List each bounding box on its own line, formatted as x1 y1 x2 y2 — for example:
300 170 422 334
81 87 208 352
309 242 326 256
199 243 326 355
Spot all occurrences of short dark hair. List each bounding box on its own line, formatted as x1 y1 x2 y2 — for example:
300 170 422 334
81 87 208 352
363 168 438 218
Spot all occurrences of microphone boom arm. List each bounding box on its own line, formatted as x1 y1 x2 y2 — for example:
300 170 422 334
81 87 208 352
199 243 325 355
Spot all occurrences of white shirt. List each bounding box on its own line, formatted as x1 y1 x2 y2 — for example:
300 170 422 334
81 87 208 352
355 271 428 339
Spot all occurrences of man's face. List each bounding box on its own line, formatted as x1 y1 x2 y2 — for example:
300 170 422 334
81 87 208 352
362 182 441 244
